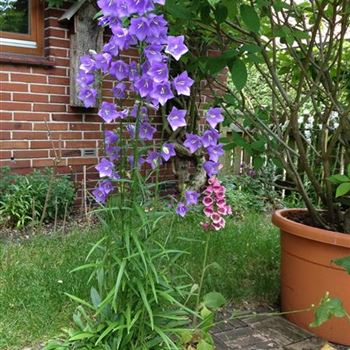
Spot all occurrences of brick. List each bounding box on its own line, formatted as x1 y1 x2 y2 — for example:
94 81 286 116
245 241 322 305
1 64 31 73
51 57 70 67
13 132 48 140
45 18 60 28
46 47 69 58
52 113 83 122
84 115 102 122
49 95 69 103
68 157 98 166
65 141 97 148
45 27 67 38
30 84 66 94
0 151 11 159
30 140 62 149
1 122 32 130
0 131 11 140
1 102 32 111
13 93 48 103
0 112 12 120
45 38 70 49
11 73 47 84
84 131 103 139
32 158 58 167
14 112 49 121
0 159 31 168
34 123 68 131
51 131 82 140
0 92 11 100
14 150 48 158
48 76 69 85
0 73 9 81
32 67 67 77
70 123 101 131
33 104 66 112
0 141 29 149
1 83 28 92
51 149 81 157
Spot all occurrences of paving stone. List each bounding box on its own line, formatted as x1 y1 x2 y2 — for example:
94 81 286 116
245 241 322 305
283 336 326 349
250 317 313 346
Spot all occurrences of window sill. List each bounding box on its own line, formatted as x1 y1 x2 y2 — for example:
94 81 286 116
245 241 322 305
0 53 55 67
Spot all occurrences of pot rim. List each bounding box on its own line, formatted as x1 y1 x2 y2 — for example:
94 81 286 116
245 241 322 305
272 208 350 248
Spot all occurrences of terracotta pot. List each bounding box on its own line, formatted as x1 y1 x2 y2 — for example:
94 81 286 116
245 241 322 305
272 209 350 346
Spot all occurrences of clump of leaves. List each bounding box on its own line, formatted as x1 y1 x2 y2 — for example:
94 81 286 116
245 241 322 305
0 168 75 228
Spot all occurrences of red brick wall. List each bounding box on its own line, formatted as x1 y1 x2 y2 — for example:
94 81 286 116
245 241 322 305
0 6 225 203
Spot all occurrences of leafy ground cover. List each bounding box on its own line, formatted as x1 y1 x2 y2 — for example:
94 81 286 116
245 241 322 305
0 212 279 349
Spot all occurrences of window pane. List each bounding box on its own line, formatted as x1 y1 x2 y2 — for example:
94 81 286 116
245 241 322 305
0 0 30 34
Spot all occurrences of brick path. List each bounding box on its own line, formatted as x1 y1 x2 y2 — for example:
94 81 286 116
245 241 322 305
212 309 349 350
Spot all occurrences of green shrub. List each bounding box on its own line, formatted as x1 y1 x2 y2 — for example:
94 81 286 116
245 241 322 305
0 168 76 228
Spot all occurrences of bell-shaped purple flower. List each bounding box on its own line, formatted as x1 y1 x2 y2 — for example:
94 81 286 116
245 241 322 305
97 0 118 17
129 0 154 15
206 107 224 129
203 160 220 177
78 88 97 108
106 145 121 161
110 26 131 50
134 76 154 98
145 151 162 169
139 122 156 141
113 82 126 99
176 202 188 217
167 106 187 131
207 144 224 163
92 187 108 204
100 180 114 195
105 130 119 144
165 35 189 61
151 81 174 105
161 143 176 161
147 62 169 83
173 71 194 96
201 128 220 148
77 70 94 88
126 124 136 138
129 61 140 81
185 190 200 206
98 102 119 123
79 55 96 73
129 16 150 41
110 60 129 81
147 14 168 39
184 133 202 154
96 157 114 178
94 52 112 73
144 44 164 63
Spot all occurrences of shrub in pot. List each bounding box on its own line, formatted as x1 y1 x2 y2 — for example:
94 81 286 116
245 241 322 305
163 0 350 344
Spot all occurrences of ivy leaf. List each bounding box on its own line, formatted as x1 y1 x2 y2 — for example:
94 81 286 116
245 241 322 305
333 256 350 275
310 296 346 328
336 182 350 197
328 174 350 184
240 5 260 33
203 292 226 310
230 59 247 91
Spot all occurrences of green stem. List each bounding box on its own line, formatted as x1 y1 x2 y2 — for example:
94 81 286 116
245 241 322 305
194 232 211 326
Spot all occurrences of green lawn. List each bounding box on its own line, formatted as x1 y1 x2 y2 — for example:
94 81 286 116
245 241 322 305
0 212 280 349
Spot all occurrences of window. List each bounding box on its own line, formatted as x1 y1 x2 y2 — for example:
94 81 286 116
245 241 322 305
0 0 44 56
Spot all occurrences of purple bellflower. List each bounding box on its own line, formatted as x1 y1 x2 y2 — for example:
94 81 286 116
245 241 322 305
203 161 220 177
176 202 188 217
139 122 156 141
113 82 127 99
185 190 199 206
201 128 220 148
78 88 97 108
184 133 202 154
206 107 224 129
96 158 114 178
167 106 187 131
165 36 189 61
147 62 169 83
151 81 174 105
110 60 129 81
160 143 176 161
207 144 224 163
105 130 119 144
173 71 194 96
98 102 119 123
146 151 162 169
